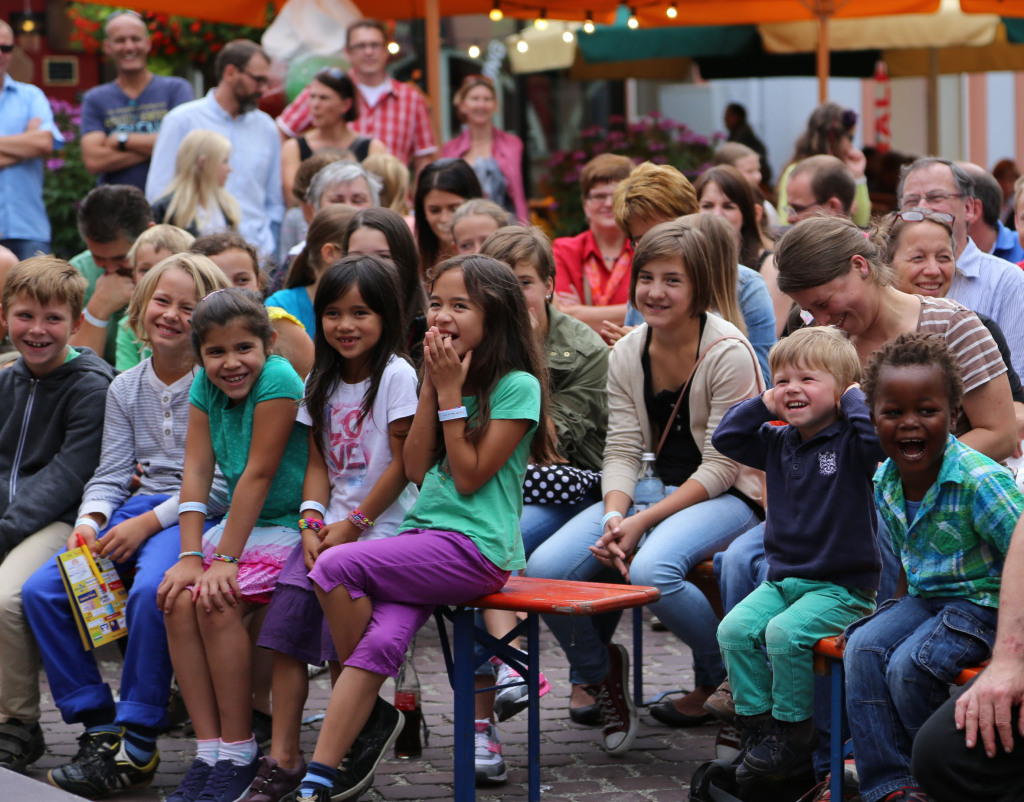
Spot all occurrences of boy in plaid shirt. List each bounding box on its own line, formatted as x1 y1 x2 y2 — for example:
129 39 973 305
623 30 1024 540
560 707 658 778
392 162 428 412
844 332 1024 802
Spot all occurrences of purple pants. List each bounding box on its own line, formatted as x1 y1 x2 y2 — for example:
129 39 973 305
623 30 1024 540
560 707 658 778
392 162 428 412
308 528 509 677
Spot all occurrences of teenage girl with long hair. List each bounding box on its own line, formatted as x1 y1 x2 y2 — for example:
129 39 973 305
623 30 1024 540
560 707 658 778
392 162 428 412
413 159 483 280
152 129 241 236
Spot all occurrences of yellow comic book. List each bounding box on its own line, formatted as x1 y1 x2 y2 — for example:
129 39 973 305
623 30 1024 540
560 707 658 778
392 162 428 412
56 538 128 650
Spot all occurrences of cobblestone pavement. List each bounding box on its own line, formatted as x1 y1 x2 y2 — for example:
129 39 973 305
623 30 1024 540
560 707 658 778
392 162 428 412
26 608 720 800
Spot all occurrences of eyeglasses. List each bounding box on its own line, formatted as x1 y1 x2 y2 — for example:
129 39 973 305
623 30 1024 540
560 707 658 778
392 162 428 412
784 201 821 217
0 44 14 54
900 191 964 207
897 209 955 225
348 41 385 52
240 68 269 87
586 192 615 205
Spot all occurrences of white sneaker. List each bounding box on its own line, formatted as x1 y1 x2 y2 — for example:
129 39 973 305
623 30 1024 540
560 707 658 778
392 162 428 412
473 720 507 785
493 660 551 722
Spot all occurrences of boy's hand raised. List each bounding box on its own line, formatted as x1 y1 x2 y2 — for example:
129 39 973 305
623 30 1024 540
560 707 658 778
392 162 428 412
761 386 780 418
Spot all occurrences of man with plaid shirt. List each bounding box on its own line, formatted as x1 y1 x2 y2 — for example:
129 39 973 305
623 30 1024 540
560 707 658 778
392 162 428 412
277 19 436 177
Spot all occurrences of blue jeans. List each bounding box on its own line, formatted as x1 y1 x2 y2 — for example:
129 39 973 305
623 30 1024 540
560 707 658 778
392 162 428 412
2 238 50 261
843 595 998 802
23 495 218 729
715 523 768 614
526 495 759 687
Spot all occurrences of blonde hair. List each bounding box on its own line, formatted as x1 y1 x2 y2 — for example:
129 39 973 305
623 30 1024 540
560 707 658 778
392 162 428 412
163 130 241 232
451 199 510 239
480 226 555 282
768 326 860 392
3 256 87 320
629 220 714 316
128 224 195 267
362 153 410 216
614 162 698 233
678 213 745 335
127 253 230 344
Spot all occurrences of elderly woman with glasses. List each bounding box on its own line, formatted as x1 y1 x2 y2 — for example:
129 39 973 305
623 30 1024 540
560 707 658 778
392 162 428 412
280 67 385 203
439 74 528 224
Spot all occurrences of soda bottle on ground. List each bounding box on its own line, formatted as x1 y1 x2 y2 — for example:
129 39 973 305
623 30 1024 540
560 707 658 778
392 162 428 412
394 644 422 759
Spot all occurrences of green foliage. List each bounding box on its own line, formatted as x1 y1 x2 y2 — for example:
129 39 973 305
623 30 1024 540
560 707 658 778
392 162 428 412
541 113 720 238
43 99 92 259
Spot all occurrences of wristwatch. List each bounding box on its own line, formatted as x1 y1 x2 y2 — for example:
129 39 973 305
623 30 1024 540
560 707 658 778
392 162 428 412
116 132 129 152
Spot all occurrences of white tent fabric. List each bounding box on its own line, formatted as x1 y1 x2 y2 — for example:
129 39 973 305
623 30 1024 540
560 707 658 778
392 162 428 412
262 0 363 60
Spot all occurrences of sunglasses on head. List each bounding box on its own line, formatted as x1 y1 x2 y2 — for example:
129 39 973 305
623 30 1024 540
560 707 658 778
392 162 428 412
0 44 15 54
897 209 955 225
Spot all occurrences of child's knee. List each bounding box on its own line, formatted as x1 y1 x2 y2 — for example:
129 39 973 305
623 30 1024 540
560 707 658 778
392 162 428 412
717 606 762 649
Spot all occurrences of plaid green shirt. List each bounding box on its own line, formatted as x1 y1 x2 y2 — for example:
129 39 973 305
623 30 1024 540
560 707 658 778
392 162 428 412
874 434 1024 608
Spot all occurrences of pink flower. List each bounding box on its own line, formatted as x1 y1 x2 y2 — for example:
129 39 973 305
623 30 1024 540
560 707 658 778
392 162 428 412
46 158 66 171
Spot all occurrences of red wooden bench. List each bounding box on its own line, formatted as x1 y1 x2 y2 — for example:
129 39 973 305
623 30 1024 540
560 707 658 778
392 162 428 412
433 575 660 802
813 635 986 801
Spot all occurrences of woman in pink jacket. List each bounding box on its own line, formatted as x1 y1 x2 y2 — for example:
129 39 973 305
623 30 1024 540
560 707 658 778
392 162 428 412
440 75 528 224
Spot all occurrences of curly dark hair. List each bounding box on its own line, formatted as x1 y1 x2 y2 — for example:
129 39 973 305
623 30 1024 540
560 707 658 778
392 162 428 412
862 332 964 412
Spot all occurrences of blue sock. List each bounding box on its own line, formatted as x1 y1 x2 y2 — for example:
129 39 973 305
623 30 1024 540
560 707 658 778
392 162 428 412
122 724 158 766
298 761 336 794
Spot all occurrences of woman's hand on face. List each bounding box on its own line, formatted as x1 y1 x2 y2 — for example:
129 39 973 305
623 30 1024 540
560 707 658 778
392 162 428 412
844 147 867 180
424 327 471 399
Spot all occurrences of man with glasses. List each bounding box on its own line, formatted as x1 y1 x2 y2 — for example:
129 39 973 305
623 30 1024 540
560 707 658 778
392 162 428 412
276 20 436 177
959 162 1024 264
784 155 856 225
0 20 63 261
899 156 1024 377
146 39 283 259
80 11 192 192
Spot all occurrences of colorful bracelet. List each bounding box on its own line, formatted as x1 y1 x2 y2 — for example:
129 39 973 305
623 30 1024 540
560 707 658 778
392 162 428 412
75 517 100 535
438 405 468 422
211 553 239 564
300 499 327 517
298 517 325 533
179 551 204 560
348 508 375 530
178 501 209 516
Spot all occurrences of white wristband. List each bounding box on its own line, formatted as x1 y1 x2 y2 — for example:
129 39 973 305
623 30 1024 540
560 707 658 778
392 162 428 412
438 405 468 422
601 511 624 528
301 499 327 517
75 517 100 535
178 501 209 516
83 308 109 328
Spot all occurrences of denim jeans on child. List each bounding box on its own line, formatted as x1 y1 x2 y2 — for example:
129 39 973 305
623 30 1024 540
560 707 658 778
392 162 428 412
844 595 998 802
23 494 218 729
526 494 759 688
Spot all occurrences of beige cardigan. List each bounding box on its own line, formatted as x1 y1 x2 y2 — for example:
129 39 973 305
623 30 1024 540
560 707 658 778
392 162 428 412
601 314 764 505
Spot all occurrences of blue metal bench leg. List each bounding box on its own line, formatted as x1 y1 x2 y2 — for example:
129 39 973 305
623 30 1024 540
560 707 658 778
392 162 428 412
633 606 643 706
527 612 541 801
452 607 476 802
830 659 844 802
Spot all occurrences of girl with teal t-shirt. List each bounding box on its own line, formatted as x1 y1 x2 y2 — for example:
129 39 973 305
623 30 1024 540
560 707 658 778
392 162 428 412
288 254 557 801
157 289 308 802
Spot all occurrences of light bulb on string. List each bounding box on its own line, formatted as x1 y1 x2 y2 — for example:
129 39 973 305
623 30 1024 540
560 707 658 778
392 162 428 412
562 28 574 42
583 11 595 33
627 7 639 28
468 43 481 58
666 2 677 18
387 41 400 54
516 37 529 52
489 0 503 20
534 9 548 29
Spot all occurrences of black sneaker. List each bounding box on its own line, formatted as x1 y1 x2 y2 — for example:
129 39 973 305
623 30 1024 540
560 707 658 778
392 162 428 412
0 719 45 773
331 697 404 801
167 758 214 802
583 643 637 756
283 787 332 802
47 728 159 797
736 717 819 785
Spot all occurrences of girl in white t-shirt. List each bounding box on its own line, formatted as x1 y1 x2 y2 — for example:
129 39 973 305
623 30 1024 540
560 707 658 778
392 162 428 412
245 254 419 800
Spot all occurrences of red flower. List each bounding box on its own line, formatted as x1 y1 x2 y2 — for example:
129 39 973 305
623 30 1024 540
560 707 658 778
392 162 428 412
190 21 202 32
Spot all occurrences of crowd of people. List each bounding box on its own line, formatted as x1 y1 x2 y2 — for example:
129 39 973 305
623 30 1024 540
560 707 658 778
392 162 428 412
4 10 1024 802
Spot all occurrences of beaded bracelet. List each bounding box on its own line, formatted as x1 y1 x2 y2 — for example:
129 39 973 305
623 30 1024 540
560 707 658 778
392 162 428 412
178 501 209 516
211 553 239 564
179 551 204 560
298 517 325 533
348 508 375 530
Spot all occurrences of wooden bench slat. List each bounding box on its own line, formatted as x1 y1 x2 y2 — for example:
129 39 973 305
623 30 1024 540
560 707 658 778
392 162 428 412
463 576 660 615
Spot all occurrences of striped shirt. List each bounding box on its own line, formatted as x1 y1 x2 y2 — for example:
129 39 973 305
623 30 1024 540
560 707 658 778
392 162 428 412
277 78 436 166
875 434 1023 608
915 295 1006 437
948 237 1024 378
